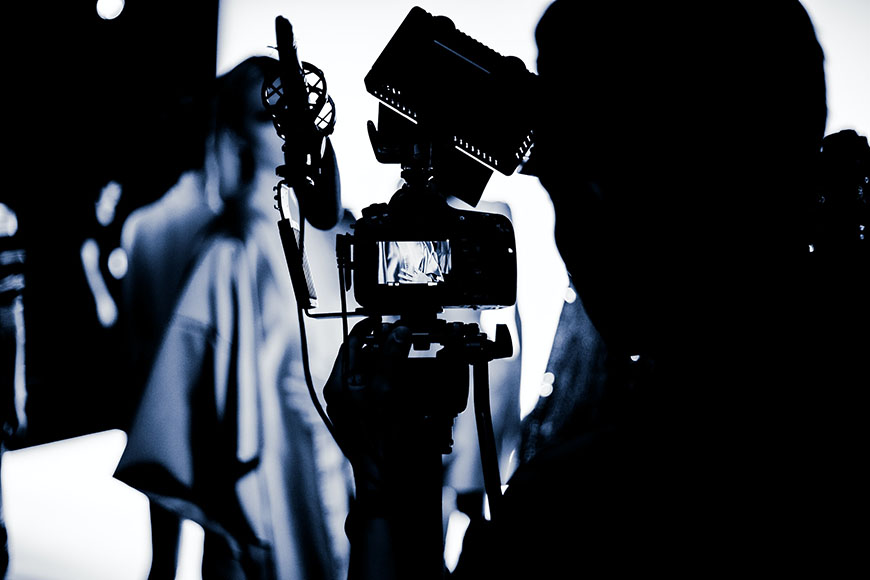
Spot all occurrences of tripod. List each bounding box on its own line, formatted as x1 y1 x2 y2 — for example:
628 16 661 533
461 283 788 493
354 311 511 579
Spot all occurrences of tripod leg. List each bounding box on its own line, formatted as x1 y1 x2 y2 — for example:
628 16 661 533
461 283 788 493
392 429 446 579
472 362 503 521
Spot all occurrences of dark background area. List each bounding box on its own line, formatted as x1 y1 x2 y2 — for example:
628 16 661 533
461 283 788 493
7 2 219 445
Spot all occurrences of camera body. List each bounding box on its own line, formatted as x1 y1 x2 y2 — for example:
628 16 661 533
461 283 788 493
348 180 517 314
341 6 536 316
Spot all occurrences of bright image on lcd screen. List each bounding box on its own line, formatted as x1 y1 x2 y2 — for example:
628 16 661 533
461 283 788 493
377 240 451 285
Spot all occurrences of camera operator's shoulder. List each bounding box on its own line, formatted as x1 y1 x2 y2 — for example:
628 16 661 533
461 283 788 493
477 423 693 572
456 432 649 577
480 430 629 559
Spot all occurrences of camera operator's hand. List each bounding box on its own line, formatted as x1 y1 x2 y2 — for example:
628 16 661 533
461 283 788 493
323 317 414 498
326 318 460 579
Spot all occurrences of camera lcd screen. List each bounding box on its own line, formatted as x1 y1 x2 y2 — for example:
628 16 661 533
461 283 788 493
377 240 451 286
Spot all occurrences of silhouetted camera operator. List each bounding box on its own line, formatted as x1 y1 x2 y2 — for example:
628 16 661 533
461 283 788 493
322 1 866 578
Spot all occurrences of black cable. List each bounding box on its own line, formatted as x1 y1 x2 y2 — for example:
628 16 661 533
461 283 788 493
296 301 337 440
294 205 336 442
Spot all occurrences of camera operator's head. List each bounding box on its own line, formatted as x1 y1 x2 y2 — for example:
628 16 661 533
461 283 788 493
532 1 826 356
